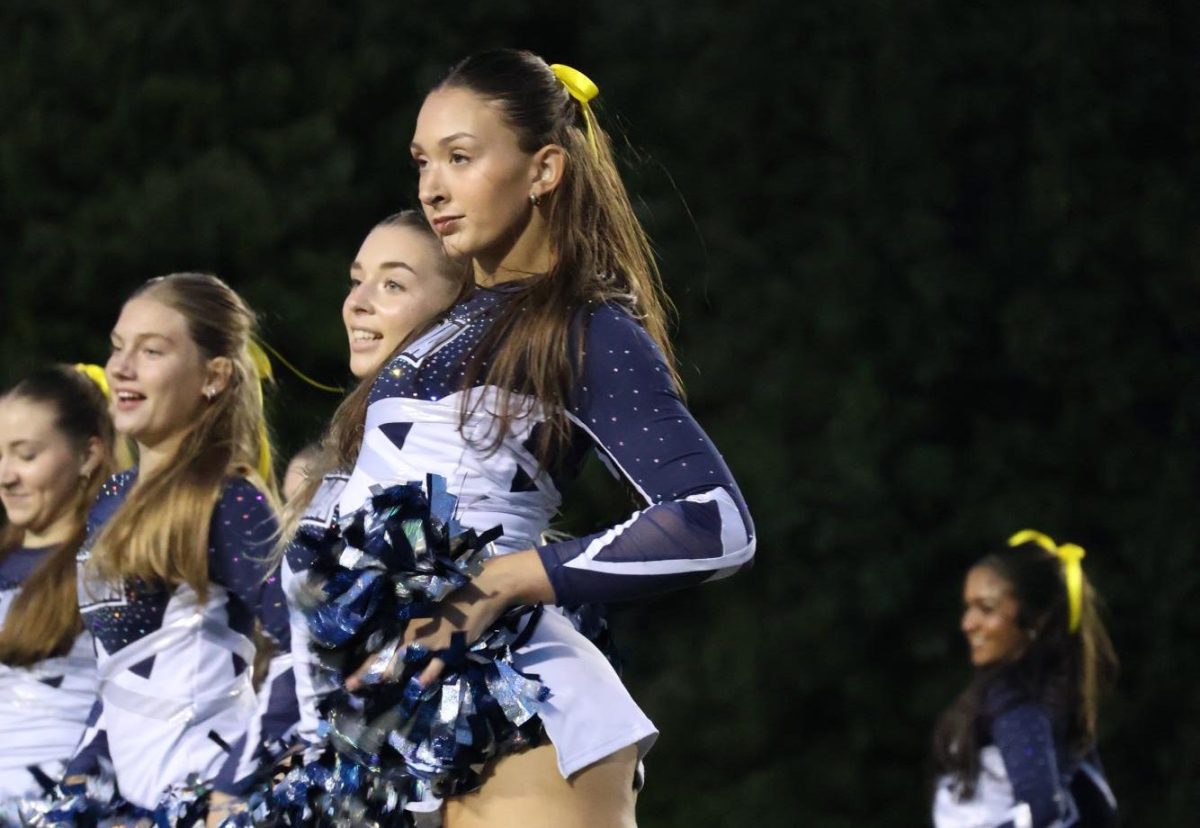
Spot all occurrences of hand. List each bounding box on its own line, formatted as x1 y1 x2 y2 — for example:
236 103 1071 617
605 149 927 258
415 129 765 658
206 791 244 827
344 549 555 691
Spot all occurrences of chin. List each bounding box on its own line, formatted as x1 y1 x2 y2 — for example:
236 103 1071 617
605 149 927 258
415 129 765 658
349 358 376 379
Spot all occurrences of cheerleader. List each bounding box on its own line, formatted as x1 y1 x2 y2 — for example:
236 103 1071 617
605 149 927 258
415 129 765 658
295 49 755 827
64 273 297 821
0 366 115 810
932 532 1119 828
280 209 467 744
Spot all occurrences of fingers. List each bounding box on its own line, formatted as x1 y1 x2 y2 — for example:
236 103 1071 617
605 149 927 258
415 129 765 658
417 656 445 688
345 637 402 692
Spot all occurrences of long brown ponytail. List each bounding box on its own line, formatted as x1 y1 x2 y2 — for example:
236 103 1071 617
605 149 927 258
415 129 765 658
434 49 681 463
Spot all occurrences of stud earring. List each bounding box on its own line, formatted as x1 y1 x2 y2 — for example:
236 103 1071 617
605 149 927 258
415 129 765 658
529 192 541 207
204 388 215 400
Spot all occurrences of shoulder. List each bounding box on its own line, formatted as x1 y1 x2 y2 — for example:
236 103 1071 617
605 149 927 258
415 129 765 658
87 468 137 532
576 301 648 343
570 301 677 399
367 289 505 403
574 301 672 368
209 475 279 543
215 475 276 516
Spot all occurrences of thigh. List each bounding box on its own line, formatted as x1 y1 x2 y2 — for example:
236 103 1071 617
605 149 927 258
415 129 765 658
442 743 639 828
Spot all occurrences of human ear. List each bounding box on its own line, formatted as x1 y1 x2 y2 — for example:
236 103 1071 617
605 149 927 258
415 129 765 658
529 144 567 201
203 356 234 398
79 436 104 479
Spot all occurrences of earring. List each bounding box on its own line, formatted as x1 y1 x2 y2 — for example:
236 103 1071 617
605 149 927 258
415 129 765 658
204 388 215 400
529 192 541 207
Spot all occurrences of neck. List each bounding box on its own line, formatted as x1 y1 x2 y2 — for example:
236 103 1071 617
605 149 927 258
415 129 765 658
23 507 80 548
136 431 187 482
474 215 553 287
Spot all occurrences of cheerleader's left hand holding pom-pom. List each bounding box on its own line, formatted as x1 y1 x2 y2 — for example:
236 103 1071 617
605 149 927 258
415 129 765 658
276 474 557 821
345 547 555 692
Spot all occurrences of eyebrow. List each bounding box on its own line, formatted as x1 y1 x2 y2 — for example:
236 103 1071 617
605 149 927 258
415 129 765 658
410 132 477 152
109 331 176 346
350 261 416 275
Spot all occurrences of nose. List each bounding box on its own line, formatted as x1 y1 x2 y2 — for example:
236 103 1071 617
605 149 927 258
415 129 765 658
0 456 16 488
108 348 134 380
961 607 976 634
346 282 373 316
418 163 447 209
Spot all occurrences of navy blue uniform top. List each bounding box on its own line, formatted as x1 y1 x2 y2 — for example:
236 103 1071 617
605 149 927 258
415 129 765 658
345 283 756 607
68 470 297 803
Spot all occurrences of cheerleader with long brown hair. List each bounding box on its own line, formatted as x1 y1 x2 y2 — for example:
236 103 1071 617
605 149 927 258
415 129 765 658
63 273 298 819
289 49 755 827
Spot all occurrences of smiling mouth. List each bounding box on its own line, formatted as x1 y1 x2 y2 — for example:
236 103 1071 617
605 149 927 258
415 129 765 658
349 329 384 352
114 390 146 410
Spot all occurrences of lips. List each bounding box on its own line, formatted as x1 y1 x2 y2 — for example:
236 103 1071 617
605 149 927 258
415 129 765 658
348 328 384 352
113 388 146 412
431 216 463 235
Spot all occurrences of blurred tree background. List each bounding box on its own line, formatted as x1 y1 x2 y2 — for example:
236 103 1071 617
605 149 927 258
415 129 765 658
2 0 1198 824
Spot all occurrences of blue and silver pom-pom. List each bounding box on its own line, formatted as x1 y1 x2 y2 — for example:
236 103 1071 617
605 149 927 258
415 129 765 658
251 475 550 825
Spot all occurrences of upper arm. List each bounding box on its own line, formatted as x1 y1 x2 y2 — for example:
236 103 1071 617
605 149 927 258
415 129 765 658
991 703 1069 828
569 305 751 521
207 478 288 643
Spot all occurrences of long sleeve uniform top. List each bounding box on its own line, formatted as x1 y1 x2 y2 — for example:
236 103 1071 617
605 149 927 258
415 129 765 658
288 283 755 779
68 471 297 808
933 684 1116 828
0 547 97 800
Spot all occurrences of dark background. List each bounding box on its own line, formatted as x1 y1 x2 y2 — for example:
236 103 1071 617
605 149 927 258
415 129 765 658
3 1 1198 824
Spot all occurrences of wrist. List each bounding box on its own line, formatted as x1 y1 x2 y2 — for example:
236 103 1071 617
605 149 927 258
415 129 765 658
481 549 555 606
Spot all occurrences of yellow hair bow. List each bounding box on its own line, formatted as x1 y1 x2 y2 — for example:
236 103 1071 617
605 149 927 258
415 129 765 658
74 363 110 399
74 363 136 470
1007 529 1086 633
246 340 276 483
550 63 600 156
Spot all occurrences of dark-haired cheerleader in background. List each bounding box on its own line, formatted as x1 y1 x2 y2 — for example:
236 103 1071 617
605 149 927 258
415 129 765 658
932 531 1119 828
0 366 116 819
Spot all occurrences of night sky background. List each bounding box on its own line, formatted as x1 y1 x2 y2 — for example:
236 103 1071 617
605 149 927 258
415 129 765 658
2 1 1198 825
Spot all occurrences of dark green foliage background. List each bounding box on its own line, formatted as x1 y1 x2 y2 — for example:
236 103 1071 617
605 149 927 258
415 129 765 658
2 1 1197 824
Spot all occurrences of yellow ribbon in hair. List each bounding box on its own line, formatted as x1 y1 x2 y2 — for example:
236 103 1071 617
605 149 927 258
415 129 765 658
74 363 110 399
252 337 343 394
1007 529 1086 633
244 336 344 482
74 363 136 470
550 63 600 155
246 340 276 482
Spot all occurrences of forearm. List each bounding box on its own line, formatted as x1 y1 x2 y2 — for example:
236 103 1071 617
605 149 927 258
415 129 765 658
478 549 557 606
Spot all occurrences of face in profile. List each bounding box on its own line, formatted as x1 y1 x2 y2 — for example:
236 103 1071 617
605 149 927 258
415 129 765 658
0 396 91 542
411 86 541 266
282 449 314 502
961 565 1027 667
106 296 214 450
343 223 461 379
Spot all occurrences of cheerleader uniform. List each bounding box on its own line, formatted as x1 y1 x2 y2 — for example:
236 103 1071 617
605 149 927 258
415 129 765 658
288 282 756 779
0 548 97 800
67 471 298 810
933 683 1117 828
